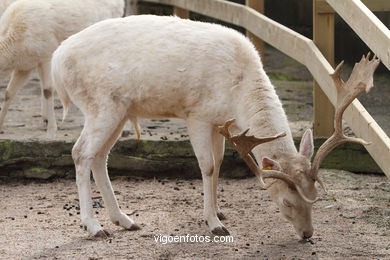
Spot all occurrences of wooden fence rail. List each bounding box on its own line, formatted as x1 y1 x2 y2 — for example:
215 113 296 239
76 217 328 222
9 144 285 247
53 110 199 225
326 0 390 70
140 0 390 178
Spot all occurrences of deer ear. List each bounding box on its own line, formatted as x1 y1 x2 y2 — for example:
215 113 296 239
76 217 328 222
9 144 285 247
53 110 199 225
262 157 282 171
299 129 314 159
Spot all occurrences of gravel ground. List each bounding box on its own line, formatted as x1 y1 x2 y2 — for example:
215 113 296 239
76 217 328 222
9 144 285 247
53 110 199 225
0 170 389 259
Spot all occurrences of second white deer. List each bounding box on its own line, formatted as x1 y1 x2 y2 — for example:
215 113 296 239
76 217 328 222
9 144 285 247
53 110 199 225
0 0 124 137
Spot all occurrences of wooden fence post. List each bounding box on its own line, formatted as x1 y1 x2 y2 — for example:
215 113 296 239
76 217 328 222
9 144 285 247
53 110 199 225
125 0 138 16
313 0 335 137
245 0 264 58
174 7 189 19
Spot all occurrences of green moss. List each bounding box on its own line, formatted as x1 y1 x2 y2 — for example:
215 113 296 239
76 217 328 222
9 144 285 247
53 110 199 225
29 167 47 173
0 140 13 161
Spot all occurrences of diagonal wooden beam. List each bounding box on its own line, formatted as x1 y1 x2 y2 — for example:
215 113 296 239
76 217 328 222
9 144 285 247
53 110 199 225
317 0 390 13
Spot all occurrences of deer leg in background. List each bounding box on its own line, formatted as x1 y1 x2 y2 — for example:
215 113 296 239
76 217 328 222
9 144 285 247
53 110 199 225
0 70 32 132
37 61 57 138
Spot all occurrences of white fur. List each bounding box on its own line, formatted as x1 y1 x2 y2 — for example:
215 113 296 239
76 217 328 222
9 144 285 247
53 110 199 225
0 0 124 138
52 15 314 238
0 0 18 16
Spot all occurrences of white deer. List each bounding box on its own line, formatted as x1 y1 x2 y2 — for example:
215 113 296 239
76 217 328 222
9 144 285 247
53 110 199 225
51 15 379 238
0 0 124 137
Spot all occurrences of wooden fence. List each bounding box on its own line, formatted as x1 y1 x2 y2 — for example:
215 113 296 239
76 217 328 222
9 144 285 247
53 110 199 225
133 0 390 178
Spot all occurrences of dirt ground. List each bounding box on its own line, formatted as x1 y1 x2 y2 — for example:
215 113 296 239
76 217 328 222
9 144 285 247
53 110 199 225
0 170 389 259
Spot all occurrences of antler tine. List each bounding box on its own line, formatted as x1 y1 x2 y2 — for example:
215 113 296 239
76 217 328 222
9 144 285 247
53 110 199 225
231 129 286 155
218 119 286 157
218 118 236 139
218 119 258 175
331 60 345 89
311 53 380 181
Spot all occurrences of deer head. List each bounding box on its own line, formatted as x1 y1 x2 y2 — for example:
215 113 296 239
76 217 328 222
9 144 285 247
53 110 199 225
219 53 380 239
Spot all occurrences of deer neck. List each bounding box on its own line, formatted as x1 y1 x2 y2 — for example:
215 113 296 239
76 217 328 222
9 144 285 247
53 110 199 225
237 79 297 165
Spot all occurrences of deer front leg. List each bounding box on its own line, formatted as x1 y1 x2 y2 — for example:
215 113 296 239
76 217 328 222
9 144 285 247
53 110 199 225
187 119 229 236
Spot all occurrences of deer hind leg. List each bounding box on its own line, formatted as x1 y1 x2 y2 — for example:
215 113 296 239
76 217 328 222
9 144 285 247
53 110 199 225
91 116 140 232
37 62 57 138
187 118 229 236
73 114 128 236
0 70 32 131
211 129 226 220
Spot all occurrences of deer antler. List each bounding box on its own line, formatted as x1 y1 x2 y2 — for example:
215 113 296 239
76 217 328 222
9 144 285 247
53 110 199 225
218 119 291 186
218 119 286 179
310 53 380 185
218 119 318 203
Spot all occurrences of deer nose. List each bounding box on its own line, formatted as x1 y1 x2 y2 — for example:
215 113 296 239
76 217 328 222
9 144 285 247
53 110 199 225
302 230 313 239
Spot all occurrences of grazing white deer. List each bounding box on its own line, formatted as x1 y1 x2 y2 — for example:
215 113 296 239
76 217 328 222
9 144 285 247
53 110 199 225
51 15 379 238
0 0 124 137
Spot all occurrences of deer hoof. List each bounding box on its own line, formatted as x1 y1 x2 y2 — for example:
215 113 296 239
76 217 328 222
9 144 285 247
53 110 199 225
127 223 141 231
217 212 226 220
211 226 230 236
94 229 111 238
